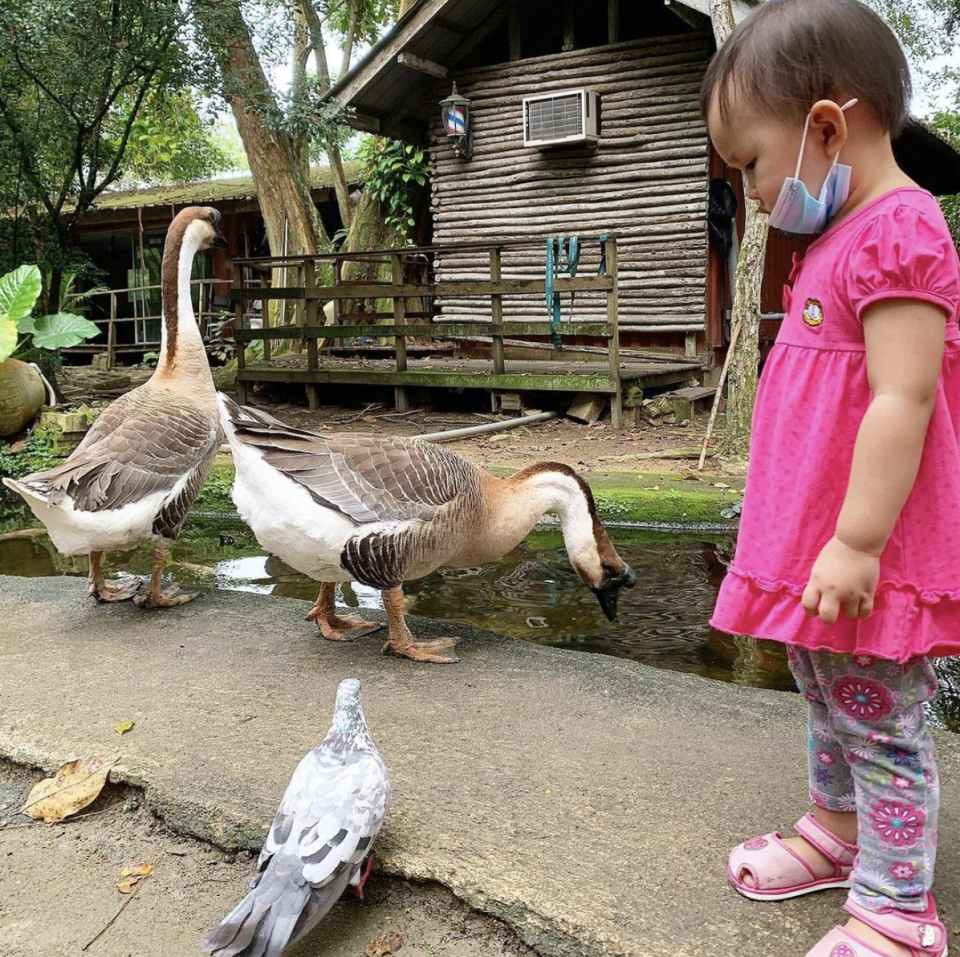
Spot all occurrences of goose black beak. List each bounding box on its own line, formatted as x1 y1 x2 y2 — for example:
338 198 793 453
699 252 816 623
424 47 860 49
212 228 228 249
591 564 637 621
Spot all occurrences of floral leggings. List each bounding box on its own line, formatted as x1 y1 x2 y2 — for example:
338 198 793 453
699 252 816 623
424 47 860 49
786 647 941 913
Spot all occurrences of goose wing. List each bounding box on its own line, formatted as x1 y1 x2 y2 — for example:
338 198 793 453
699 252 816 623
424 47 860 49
222 397 475 525
19 386 221 514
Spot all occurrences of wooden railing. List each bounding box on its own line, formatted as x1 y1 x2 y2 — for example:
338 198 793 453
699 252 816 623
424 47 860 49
62 278 228 369
230 238 624 425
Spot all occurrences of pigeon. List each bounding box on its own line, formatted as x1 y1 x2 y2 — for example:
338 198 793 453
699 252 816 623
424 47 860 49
202 679 390 957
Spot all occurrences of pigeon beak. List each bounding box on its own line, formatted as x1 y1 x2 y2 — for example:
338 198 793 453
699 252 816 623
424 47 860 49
591 565 636 621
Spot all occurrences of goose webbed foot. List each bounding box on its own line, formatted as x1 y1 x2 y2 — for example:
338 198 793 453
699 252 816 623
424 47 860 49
308 583 383 642
134 586 199 609
88 551 141 602
382 635 460 664
90 578 142 603
133 542 197 609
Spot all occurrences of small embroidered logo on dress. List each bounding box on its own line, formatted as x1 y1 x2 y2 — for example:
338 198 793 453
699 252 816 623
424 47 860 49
803 298 824 327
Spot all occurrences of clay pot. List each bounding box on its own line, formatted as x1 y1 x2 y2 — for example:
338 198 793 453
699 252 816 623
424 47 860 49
0 359 47 437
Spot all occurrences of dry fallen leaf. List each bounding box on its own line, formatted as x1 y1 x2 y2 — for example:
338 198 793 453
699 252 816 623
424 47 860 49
712 482 731 489
21 757 118 823
118 862 153 894
364 932 404 957
114 721 135 736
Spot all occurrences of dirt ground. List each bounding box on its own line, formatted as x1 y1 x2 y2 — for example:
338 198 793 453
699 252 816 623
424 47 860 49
0 760 535 957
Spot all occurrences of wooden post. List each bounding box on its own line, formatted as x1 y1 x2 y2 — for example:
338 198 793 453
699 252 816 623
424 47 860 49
391 254 409 413
607 238 623 428
608 0 619 44
233 262 249 405
509 0 521 60
334 259 343 324
107 293 116 371
303 257 320 410
489 247 505 413
262 266 272 363
563 0 575 51
198 280 206 338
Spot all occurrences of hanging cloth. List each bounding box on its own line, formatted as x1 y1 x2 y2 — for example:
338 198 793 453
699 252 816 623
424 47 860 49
545 236 581 351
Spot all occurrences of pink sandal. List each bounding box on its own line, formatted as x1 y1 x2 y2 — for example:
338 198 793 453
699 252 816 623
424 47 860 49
728 812 857 901
805 895 948 956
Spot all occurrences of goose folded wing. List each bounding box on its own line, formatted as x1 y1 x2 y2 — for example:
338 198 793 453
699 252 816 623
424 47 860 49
23 397 220 512
227 399 473 525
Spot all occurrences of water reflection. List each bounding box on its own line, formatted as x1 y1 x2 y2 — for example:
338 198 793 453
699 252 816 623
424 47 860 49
1 499 958 730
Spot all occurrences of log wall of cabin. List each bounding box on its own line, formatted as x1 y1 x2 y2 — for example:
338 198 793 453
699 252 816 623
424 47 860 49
429 32 712 337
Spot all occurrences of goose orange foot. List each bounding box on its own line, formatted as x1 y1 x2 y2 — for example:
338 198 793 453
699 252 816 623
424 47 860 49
134 587 199 609
307 583 383 641
90 578 142 603
382 635 460 664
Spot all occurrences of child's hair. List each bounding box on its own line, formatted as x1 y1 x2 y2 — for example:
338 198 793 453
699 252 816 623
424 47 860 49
700 0 911 135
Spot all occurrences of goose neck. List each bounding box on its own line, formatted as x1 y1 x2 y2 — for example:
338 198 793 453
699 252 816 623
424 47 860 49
157 224 206 378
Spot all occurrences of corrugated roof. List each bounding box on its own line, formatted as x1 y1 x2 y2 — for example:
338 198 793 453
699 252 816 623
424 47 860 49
86 162 363 212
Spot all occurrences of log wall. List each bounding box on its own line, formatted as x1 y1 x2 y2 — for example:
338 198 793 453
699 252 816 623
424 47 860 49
430 33 712 332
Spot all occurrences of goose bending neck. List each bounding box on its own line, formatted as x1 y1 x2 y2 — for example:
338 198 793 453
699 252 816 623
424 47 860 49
487 464 598 557
157 224 206 379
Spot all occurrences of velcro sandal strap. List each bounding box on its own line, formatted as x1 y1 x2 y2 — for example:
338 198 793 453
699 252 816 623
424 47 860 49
844 898 947 954
794 813 857 867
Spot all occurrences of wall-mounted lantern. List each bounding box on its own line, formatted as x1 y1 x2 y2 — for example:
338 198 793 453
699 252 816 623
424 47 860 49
440 82 473 160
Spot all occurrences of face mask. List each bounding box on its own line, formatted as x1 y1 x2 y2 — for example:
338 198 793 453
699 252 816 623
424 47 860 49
767 99 858 235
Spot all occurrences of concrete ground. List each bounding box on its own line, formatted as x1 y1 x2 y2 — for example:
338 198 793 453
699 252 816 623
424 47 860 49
0 576 958 957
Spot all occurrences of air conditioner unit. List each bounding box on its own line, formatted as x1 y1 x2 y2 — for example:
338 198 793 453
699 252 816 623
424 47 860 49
523 88 600 148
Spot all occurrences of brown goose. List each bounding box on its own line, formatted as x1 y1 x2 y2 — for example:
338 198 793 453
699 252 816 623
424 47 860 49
218 396 636 664
3 207 226 608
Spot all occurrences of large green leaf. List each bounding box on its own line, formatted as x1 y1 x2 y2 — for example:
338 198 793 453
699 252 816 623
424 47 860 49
0 315 18 363
0 266 42 324
29 313 101 351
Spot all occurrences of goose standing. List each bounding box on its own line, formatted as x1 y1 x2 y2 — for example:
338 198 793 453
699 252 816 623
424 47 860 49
203 678 389 957
218 396 636 663
3 207 226 608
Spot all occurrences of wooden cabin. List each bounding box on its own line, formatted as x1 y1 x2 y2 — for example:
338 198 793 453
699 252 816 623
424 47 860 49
326 0 960 372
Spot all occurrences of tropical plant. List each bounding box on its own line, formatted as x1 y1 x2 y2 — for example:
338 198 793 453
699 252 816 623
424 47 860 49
0 266 100 364
356 137 432 243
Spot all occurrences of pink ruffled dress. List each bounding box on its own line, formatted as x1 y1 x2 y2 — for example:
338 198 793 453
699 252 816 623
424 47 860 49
711 188 960 661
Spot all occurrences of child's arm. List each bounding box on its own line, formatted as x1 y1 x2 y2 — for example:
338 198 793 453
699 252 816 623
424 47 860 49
802 298 947 624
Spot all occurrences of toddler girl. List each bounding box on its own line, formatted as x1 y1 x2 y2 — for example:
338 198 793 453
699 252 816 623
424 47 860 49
701 1 960 955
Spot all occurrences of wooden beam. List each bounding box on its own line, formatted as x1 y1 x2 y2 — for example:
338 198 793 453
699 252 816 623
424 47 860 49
235 322 613 341
398 51 448 79
663 0 710 29
609 0 620 44
449 7 509 67
563 0 576 51
509 0 521 61
434 16 468 35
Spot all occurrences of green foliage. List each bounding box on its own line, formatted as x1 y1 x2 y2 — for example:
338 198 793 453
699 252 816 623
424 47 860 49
356 137 432 242
116 90 233 186
0 423 64 479
193 465 237 514
0 265 100 362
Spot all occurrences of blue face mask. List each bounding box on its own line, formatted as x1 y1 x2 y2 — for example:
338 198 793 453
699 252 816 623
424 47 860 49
767 99 858 235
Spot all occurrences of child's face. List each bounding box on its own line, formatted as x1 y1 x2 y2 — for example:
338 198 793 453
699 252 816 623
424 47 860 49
706 91 836 215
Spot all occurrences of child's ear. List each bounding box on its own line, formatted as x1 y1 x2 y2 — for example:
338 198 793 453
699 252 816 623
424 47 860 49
809 99 850 156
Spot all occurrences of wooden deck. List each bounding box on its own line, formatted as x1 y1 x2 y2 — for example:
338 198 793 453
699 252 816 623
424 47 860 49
240 353 701 402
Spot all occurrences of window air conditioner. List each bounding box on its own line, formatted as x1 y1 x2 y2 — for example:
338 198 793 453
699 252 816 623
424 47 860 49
522 88 601 148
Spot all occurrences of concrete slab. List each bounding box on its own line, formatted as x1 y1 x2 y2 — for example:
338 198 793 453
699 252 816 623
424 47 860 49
0 575 957 957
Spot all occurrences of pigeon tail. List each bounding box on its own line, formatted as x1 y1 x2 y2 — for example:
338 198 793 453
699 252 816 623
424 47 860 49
202 878 311 957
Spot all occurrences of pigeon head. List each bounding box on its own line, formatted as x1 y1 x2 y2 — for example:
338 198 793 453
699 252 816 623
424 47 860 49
330 678 366 736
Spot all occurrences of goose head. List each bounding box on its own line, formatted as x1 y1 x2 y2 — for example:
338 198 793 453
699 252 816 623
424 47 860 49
173 206 227 250
515 463 636 620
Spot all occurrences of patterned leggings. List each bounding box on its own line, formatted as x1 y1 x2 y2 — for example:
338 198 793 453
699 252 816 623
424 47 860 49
786 648 941 913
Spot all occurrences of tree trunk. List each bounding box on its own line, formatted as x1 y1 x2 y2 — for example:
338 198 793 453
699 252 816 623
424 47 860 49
709 0 769 458
194 0 327 258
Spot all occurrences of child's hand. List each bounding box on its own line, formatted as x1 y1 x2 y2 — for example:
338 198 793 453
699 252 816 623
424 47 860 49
802 536 880 623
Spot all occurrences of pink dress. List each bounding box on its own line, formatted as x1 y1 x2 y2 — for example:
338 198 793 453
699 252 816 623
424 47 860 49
711 188 960 661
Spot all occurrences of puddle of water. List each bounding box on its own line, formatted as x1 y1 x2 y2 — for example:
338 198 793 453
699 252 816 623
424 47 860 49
2 493 958 731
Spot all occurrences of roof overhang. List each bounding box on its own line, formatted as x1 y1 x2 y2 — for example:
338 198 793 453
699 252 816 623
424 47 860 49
326 0 759 141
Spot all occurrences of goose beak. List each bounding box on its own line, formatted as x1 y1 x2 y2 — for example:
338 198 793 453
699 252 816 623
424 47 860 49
591 564 636 621
212 228 228 249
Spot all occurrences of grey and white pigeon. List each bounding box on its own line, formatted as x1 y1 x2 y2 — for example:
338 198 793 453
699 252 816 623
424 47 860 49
202 679 390 957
